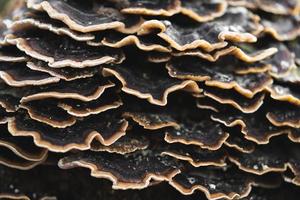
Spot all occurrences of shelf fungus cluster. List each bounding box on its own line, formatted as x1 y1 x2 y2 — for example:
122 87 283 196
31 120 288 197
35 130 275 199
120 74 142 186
0 0 300 199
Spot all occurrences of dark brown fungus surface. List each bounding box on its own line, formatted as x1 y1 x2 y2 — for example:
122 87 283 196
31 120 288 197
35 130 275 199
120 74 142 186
229 44 278 63
0 147 46 170
164 117 229 150
203 87 265 113
139 7 261 51
123 112 179 130
0 47 27 62
26 0 143 33
257 0 300 15
228 0 300 15
20 100 76 128
100 33 171 53
266 103 300 128
180 0 228 22
286 128 300 143
6 30 124 68
228 143 287 175
224 128 256 153
287 38 300 65
211 106 288 144
90 133 149 155
170 165 268 200
277 66 300 85
0 94 20 112
10 9 95 41
7 111 128 152
58 149 181 189
0 125 48 162
267 42 296 78
102 60 201 106
267 83 300 105
26 60 99 81
0 61 60 87
58 91 122 117
227 138 300 185
122 96 229 150
172 45 277 63
260 14 300 41
162 145 227 167
20 77 115 103
167 56 273 98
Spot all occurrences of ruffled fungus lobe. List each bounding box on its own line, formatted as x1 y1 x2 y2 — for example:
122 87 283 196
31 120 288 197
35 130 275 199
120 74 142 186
0 0 300 199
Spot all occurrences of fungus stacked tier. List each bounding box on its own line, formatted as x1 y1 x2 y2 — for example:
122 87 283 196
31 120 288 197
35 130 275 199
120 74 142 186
0 0 300 199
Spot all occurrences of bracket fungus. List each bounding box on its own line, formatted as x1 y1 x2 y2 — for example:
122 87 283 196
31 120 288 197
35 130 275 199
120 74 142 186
0 0 300 199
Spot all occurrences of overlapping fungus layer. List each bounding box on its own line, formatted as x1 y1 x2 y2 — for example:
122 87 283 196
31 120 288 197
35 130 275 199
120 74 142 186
0 0 300 199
